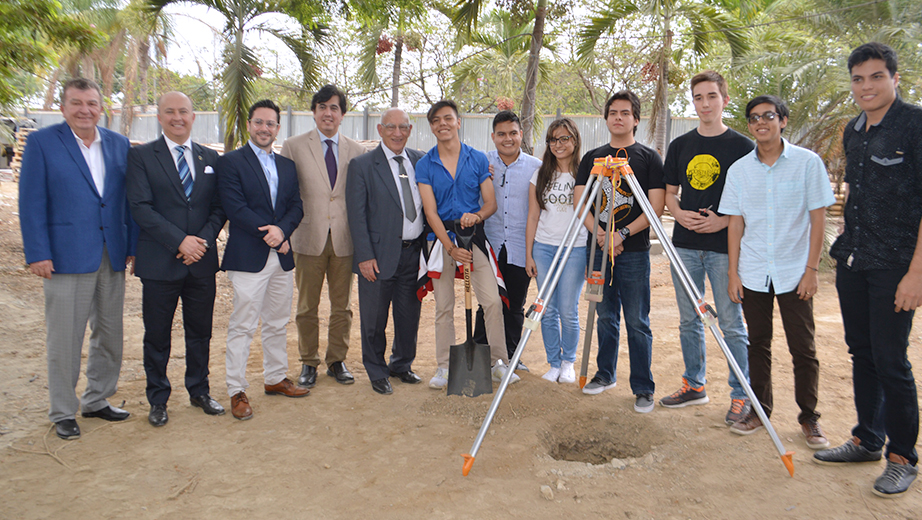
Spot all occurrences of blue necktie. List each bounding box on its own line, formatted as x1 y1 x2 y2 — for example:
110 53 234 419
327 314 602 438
176 145 193 199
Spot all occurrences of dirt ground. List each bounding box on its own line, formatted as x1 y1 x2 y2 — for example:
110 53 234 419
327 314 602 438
1 179 920 520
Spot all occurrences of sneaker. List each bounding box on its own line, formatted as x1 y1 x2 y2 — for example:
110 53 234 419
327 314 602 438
801 418 830 449
541 367 561 382
582 376 616 395
659 378 709 408
873 456 918 498
515 361 530 372
558 361 576 384
429 368 448 389
492 360 521 384
725 398 750 426
730 411 764 435
813 438 882 465
634 394 655 413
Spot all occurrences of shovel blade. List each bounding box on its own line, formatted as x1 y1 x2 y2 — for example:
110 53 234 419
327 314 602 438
447 341 493 397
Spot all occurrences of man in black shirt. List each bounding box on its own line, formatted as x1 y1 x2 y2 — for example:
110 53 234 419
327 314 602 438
659 71 754 426
573 90 665 413
814 42 921 498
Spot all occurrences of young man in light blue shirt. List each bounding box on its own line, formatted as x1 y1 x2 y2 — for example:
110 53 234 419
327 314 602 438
719 95 835 449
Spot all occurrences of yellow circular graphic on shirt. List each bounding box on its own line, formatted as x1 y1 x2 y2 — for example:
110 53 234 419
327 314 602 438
686 154 721 191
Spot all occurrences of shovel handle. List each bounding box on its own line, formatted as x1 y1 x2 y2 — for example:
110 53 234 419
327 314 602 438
463 262 472 310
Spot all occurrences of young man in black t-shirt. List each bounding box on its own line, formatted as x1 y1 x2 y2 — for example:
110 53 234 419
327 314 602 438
658 71 755 426
573 90 665 413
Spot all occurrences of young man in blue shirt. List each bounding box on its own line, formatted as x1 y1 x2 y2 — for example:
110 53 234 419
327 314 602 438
416 100 519 389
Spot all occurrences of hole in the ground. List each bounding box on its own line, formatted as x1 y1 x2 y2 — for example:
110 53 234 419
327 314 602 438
544 415 655 465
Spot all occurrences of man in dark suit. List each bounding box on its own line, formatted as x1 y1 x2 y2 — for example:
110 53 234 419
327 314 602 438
19 78 136 440
218 99 307 420
346 108 425 395
126 91 227 427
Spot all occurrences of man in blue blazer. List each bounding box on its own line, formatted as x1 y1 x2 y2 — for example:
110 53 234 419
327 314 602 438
217 99 307 420
19 78 137 440
346 108 426 395
127 91 227 427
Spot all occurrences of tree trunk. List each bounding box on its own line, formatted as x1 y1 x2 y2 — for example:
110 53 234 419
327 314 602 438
121 39 140 138
139 39 150 110
391 36 403 107
519 0 547 155
43 67 62 110
651 16 672 156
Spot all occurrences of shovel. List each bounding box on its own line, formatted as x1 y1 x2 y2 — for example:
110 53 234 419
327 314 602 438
447 220 493 397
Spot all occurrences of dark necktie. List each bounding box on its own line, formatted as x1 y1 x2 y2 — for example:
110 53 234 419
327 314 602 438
324 139 337 187
393 155 416 222
175 145 192 198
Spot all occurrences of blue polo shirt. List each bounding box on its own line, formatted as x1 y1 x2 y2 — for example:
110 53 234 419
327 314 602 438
416 142 491 222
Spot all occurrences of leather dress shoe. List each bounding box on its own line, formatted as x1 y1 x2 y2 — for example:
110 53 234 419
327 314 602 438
371 378 393 395
55 419 80 440
326 361 355 385
149 404 168 427
190 394 225 416
264 378 310 397
231 392 253 420
298 364 318 388
82 405 130 421
390 370 422 384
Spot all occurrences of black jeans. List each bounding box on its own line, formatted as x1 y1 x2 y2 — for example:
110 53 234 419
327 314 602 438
474 245 531 360
836 264 919 465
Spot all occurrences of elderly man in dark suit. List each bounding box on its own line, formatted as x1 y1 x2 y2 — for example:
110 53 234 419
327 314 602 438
126 91 227 427
19 78 136 440
218 99 307 420
346 108 426 395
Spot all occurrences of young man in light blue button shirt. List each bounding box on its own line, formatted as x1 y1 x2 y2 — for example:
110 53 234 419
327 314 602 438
719 95 835 448
474 111 542 370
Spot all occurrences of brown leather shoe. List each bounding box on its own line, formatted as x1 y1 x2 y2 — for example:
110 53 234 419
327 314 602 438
231 392 253 421
729 411 764 435
264 378 310 398
801 418 830 449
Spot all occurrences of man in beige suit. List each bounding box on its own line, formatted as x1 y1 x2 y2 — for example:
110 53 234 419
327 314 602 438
280 85 367 387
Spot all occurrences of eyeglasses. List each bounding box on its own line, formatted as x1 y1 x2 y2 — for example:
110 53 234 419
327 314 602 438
547 135 574 144
747 112 778 124
249 119 278 129
381 123 412 132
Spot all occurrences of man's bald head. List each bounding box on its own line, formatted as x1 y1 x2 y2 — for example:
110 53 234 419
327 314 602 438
157 91 195 144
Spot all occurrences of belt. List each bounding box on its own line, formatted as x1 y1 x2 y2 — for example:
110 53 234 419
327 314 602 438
402 239 419 249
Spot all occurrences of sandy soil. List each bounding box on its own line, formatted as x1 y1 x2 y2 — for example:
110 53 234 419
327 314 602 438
1 179 920 520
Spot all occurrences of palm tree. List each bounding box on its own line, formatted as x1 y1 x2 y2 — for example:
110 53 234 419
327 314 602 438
351 0 427 107
451 0 550 152
147 0 332 149
578 0 750 154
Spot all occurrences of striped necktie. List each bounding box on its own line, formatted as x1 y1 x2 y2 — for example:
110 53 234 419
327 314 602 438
175 145 193 199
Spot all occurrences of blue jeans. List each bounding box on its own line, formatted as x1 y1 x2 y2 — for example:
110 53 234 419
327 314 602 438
589 247 654 395
533 241 586 368
669 248 750 399
836 264 918 466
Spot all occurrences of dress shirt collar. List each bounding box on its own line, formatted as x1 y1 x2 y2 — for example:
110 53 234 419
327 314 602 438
163 134 192 151
852 96 904 132
71 126 101 148
381 144 407 163
320 132 339 146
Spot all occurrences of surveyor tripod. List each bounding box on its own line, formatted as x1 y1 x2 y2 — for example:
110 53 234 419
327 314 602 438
462 153 795 478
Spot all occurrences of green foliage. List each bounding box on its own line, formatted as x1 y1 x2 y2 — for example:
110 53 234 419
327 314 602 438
0 0 101 107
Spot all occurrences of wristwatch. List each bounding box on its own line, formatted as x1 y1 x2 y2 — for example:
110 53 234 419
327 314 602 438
618 227 631 241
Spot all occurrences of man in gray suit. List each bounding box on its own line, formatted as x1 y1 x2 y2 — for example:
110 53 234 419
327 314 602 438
346 108 425 395
126 91 227 427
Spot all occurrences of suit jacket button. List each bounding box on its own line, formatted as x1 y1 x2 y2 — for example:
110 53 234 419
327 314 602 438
99 226 103 230
100 203 105 208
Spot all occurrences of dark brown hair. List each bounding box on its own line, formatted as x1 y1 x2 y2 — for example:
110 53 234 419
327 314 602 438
535 118 581 211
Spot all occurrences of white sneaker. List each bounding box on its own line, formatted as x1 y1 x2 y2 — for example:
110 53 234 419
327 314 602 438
492 360 521 384
558 361 576 384
542 367 561 382
429 367 448 389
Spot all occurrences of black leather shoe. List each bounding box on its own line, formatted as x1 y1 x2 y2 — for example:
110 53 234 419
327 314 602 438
55 419 80 440
190 394 225 416
149 404 168 427
326 361 355 385
298 364 318 388
389 370 422 384
371 378 393 395
82 405 130 421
